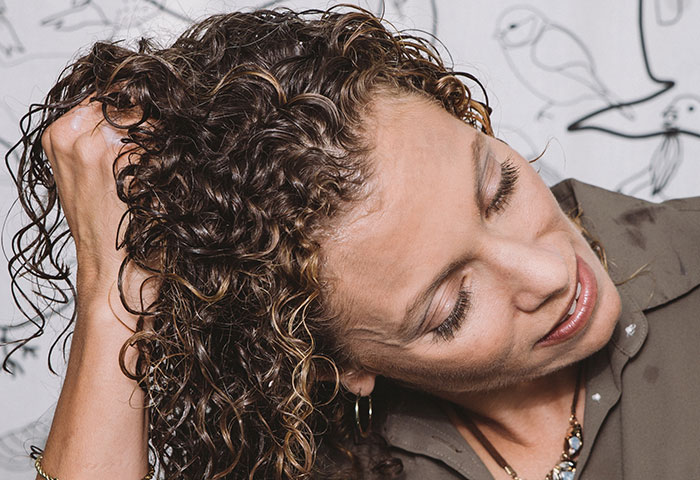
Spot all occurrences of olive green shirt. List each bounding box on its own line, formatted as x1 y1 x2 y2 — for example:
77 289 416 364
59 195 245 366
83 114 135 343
364 179 700 479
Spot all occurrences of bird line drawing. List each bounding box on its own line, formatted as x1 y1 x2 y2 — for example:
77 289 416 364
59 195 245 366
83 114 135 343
41 0 191 34
495 5 631 121
495 0 699 198
567 0 688 138
561 0 699 198
615 94 699 196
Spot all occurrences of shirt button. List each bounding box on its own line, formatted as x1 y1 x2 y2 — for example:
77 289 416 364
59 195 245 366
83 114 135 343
591 393 602 402
625 323 637 337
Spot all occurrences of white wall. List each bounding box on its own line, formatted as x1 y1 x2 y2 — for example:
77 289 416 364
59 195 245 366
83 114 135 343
1 0 698 476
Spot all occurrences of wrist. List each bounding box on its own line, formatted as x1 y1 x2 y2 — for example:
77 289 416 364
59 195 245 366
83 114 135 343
75 262 154 328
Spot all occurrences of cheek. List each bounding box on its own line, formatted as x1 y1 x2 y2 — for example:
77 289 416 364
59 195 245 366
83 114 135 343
460 281 516 349
361 324 515 389
518 174 571 234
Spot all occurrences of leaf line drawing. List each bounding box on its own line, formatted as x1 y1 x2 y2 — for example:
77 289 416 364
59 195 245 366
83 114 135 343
0 406 54 473
0 135 12 150
0 0 24 58
0 326 39 376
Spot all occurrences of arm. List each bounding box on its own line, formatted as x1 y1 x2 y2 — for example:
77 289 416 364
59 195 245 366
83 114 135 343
36 99 151 480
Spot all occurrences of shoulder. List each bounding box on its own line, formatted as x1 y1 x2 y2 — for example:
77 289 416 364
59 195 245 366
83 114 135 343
319 385 478 479
551 178 700 240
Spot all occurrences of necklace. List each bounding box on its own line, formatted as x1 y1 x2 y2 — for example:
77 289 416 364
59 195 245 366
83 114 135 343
462 367 584 480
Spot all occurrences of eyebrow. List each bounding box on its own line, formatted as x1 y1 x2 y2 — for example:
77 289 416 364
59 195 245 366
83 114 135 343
396 133 486 341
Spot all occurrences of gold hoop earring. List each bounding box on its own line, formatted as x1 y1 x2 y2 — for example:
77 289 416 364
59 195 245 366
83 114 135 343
354 394 373 438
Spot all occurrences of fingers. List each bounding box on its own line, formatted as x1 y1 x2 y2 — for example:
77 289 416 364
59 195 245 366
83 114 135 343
44 98 127 164
39 97 133 254
42 97 132 202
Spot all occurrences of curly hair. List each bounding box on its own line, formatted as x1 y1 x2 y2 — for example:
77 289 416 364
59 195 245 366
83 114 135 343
7 6 492 479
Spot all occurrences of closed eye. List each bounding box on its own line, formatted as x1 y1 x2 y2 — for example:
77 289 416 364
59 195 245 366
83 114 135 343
432 288 471 342
485 156 519 217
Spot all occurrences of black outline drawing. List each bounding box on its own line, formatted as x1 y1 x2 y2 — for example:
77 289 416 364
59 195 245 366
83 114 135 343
373 0 439 37
0 325 39 376
492 0 700 198
654 0 690 26
495 5 630 120
258 0 288 8
0 265 76 375
0 406 53 474
41 0 191 34
256 0 440 36
567 0 699 140
615 94 699 196
0 0 24 58
0 135 12 151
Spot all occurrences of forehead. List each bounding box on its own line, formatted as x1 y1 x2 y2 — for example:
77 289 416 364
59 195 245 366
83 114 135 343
322 96 479 336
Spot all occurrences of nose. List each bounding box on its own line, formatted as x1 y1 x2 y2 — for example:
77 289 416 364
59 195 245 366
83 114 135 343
480 233 570 312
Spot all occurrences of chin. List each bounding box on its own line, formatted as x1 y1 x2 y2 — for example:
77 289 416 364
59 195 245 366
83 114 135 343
578 281 621 360
575 236 623 361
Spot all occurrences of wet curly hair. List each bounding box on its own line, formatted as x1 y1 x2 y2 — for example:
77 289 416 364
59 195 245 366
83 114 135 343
7 5 492 479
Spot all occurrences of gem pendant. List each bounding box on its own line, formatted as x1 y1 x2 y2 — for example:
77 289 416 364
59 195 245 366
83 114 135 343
545 415 583 480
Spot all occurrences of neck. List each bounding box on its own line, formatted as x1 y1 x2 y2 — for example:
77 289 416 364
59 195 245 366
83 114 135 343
444 364 583 446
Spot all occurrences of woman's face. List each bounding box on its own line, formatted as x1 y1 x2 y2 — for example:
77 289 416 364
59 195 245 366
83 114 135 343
323 95 621 396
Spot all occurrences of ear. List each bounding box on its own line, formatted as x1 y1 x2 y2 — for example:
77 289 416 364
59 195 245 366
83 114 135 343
340 368 377 396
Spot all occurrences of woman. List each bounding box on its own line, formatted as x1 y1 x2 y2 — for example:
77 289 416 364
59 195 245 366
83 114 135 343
9 5 700 480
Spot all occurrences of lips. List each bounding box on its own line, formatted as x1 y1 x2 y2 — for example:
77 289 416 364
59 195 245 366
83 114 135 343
537 254 598 346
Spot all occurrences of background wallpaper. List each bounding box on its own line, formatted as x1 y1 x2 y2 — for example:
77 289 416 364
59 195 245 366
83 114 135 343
1 0 698 476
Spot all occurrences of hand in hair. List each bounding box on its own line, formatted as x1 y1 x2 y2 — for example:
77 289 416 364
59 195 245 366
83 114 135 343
36 98 151 479
42 98 127 280
41 96 154 325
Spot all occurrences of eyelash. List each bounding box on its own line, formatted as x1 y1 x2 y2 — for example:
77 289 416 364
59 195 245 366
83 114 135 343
433 289 471 342
485 157 519 217
431 157 520 342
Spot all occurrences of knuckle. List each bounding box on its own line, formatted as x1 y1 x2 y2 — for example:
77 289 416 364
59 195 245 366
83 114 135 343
40 127 53 158
44 117 76 155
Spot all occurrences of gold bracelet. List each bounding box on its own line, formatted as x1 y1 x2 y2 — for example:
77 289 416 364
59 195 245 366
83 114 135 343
34 455 58 480
35 455 155 480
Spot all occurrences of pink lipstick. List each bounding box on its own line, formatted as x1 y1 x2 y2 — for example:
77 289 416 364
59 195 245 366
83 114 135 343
537 255 598 346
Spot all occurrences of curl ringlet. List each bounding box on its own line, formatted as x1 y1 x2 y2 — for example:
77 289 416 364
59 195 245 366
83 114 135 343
6 6 492 479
